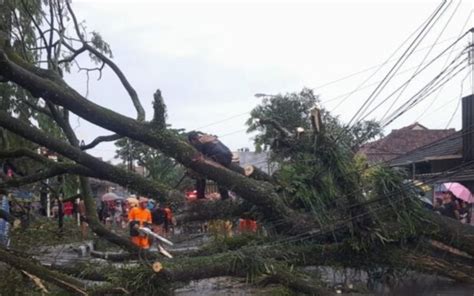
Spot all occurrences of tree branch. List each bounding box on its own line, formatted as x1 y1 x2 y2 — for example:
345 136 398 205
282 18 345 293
422 210 474 257
0 148 49 163
80 134 122 150
20 0 49 61
0 246 89 295
85 41 145 121
0 163 97 189
0 112 171 198
58 43 86 64
151 89 166 128
259 118 294 139
20 99 53 118
65 0 145 122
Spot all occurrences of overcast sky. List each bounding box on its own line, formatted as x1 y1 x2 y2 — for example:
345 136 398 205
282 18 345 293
64 0 473 162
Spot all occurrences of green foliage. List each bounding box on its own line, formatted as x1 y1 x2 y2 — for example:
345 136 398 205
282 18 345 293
247 88 383 157
0 266 44 296
88 31 113 63
368 166 422 236
198 233 269 256
10 218 83 251
105 264 170 296
248 88 421 251
247 88 317 153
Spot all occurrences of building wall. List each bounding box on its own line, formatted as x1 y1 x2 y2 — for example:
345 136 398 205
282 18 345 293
431 159 463 173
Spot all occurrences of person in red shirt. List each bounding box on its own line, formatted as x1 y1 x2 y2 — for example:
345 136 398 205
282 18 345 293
128 197 152 249
63 201 74 220
163 206 173 236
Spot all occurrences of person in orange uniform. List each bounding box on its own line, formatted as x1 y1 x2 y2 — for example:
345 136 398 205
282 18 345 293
238 218 257 233
128 197 152 249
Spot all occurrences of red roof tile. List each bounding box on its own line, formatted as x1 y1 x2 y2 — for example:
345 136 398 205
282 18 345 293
358 122 456 164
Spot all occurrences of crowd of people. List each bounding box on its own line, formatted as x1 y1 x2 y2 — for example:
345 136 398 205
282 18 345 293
96 195 174 249
434 191 472 224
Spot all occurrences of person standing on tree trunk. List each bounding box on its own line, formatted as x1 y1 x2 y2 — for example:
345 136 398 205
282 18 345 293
187 131 233 200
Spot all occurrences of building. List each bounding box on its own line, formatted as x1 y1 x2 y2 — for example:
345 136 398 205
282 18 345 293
390 95 474 192
358 123 455 164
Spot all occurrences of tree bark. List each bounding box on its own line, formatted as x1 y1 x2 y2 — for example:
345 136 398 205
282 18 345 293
0 113 171 198
0 163 97 189
421 210 474 257
0 246 88 295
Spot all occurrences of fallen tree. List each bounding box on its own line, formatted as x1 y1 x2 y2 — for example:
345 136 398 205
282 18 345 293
0 1 473 295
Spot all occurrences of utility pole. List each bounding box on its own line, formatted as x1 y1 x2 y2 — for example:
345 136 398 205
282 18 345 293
470 27 474 95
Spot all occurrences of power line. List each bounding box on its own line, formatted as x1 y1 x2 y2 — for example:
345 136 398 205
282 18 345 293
191 41 465 137
360 35 470 123
416 8 473 122
330 1 451 146
383 57 469 127
379 46 469 125
380 0 462 121
384 59 468 127
219 128 248 138
311 36 459 92
347 0 450 127
191 33 463 134
331 2 449 114
444 67 472 128
196 111 250 130
193 51 464 136
322 49 464 104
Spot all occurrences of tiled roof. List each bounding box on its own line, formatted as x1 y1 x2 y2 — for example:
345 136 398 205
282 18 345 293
358 122 456 164
390 131 462 166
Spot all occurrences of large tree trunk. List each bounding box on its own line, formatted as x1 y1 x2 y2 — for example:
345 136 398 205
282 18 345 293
0 246 89 295
422 210 474 257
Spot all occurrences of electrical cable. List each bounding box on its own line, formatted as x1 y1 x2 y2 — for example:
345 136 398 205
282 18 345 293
190 6 461 135
376 44 468 125
346 0 449 128
331 1 448 113
380 0 463 122
383 57 468 127
357 38 469 123
417 8 473 122
444 68 472 128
